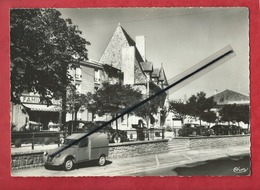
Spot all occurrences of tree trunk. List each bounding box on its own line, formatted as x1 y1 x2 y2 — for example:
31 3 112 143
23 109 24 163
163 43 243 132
61 89 67 124
115 113 118 131
126 114 129 128
74 107 80 121
61 68 67 125
75 110 78 121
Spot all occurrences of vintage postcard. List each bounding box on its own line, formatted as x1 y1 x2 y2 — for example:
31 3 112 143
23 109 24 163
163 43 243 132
10 7 250 178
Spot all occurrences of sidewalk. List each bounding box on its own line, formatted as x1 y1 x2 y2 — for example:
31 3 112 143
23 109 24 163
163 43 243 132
91 145 250 176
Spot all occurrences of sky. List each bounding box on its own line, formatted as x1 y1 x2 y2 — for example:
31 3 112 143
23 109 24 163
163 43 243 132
58 8 249 100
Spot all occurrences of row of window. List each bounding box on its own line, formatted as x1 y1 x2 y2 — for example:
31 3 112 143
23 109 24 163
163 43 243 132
71 67 102 94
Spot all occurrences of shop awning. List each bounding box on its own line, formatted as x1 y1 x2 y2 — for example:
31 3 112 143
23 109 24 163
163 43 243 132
23 104 62 112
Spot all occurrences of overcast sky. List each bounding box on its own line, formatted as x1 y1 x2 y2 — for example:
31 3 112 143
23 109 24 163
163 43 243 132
59 8 249 100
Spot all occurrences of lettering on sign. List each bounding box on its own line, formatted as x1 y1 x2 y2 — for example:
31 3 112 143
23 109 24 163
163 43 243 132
20 95 61 105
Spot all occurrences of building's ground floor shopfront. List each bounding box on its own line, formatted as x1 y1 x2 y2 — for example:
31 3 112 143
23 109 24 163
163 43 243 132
11 94 62 131
23 104 61 130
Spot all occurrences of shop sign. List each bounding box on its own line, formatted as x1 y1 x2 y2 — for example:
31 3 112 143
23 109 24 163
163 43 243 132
20 95 61 105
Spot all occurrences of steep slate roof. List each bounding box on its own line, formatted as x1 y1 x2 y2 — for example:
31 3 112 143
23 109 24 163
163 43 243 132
158 66 168 86
212 89 249 105
140 62 153 72
99 24 147 84
120 26 136 46
99 24 131 70
151 68 160 78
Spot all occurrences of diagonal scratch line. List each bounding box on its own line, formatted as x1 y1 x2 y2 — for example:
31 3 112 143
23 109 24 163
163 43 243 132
50 48 234 158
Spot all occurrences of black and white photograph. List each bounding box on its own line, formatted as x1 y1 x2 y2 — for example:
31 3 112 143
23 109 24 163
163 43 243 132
10 8 250 176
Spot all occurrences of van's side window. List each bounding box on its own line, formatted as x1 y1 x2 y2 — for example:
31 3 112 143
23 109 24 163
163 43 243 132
79 138 88 147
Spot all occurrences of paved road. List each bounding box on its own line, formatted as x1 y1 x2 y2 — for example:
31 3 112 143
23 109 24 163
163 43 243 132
12 145 250 176
132 154 250 176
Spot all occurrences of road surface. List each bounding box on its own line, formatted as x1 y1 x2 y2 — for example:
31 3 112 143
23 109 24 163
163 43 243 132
131 154 250 176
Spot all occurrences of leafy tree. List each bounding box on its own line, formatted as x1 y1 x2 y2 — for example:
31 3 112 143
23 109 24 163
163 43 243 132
10 9 90 104
133 97 159 128
186 92 216 125
66 85 92 121
159 106 168 127
169 100 188 118
219 104 250 127
133 88 167 128
91 82 143 130
219 104 237 125
238 105 250 126
201 111 217 124
169 92 216 126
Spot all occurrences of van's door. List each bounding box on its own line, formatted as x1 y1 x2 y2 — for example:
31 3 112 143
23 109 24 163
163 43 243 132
77 137 89 162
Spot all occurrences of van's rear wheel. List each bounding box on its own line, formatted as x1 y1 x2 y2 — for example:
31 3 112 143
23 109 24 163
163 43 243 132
63 158 74 171
98 155 106 166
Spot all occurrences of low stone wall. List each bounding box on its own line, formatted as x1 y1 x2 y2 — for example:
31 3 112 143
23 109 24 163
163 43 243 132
171 134 250 150
108 140 169 159
11 152 44 170
11 139 169 170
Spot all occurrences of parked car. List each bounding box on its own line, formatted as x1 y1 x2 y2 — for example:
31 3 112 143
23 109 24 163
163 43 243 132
19 121 42 132
43 132 109 171
196 125 214 136
178 123 199 136
211 125 227 135
49 124 61 132
63 120 128 143
228 125 242 135
211 124 246 136
178 123 214 137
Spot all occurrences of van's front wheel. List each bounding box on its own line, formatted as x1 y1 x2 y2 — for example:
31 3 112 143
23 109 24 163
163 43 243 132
98 155 106 166
63 158 74 171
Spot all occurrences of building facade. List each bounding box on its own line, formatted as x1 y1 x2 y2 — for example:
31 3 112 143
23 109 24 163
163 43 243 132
66 60 104 121
11 24 169 131
212 89 250 106
98 24 169 129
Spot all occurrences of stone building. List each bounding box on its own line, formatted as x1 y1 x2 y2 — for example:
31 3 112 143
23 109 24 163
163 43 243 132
66 60 104 121
98 24 169 129
11 60 104 130
212 89 250 106
67 60 124 121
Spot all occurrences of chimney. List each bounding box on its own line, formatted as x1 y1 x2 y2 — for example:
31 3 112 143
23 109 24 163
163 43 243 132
215 90 218 95
135 36 146 61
